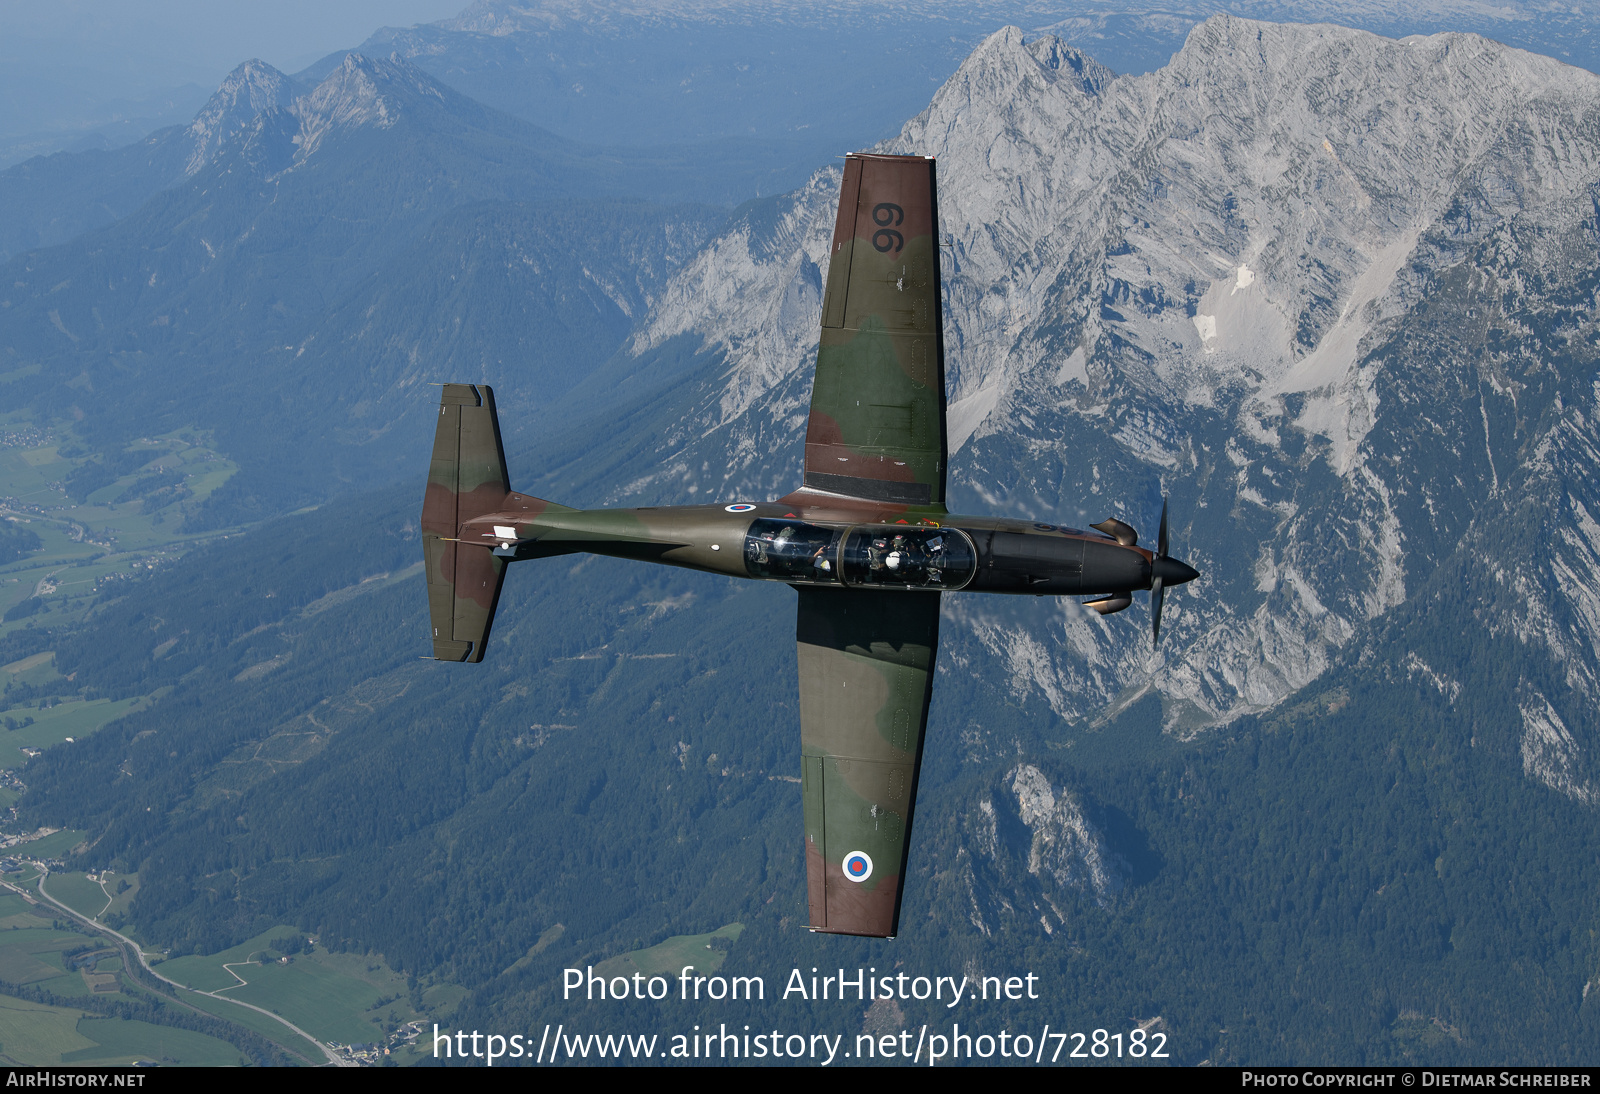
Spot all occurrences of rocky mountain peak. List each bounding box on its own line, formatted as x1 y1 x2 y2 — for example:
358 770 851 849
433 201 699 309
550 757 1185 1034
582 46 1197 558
184 59 299 177
290 53 451 161
1008 764 1129 902
1024 32 1117 96
176 51 465 181
444 0 548 36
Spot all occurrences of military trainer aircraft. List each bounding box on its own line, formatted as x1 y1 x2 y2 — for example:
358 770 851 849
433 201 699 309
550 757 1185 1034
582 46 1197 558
421 153 1199 938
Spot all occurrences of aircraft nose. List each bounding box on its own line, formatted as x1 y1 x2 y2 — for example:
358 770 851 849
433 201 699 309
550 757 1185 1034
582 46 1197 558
1153 555 1199 587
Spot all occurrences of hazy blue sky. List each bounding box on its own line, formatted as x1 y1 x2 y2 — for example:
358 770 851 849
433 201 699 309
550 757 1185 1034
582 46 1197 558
0 1 469 75
0 1 470 144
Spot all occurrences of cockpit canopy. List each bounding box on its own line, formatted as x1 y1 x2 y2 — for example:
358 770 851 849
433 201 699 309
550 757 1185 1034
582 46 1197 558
841 525 976 590
743 519 975 590
744 519 840 583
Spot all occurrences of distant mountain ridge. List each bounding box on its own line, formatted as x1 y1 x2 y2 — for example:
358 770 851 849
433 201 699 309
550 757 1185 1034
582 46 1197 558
0 60 316 263
322 0 1600 149
0 51 731 522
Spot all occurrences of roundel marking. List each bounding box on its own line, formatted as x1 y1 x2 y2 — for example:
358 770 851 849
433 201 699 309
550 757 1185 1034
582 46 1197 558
724 503 757 513
842 851 873 883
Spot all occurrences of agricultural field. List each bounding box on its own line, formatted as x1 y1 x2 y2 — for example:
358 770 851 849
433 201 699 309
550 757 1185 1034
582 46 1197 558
177 991 321 1063
0 422 231 774
6 829 87 860
0 415 240 635
0 994 246 1066
0 994 101 1062
64 1017 244 1066
0 892 109 998
39 870 115 922
0 693 154 767
155 928 302 993
0 927 87 994
222 952 416 1046
95 871 140 925
2 651 52 687
592 923 745 980
0 889 307 1064
156 928 429 1047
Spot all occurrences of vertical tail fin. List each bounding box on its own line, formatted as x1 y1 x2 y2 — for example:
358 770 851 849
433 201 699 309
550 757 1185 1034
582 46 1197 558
422 383 510 663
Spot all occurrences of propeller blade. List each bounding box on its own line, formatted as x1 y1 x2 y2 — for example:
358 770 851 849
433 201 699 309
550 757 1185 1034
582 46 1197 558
1151 576 1165 647
1157 496 1169 559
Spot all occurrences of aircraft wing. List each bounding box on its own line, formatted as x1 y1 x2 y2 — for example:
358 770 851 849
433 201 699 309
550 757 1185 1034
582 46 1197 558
802 153 947 510
790 154 951 937
797 586 939 937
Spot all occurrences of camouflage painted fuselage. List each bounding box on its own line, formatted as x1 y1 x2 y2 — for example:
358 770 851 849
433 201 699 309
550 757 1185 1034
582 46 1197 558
459 500 1155 596
420 153 1200 938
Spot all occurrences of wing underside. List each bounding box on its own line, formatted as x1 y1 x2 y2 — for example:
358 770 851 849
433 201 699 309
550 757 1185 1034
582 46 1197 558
797 586 939 937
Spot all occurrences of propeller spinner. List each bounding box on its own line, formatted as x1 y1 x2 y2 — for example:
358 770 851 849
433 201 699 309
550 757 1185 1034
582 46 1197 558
1148 497 1200 646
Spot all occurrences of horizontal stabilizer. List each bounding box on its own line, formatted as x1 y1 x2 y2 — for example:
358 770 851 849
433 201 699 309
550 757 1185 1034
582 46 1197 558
422 383 510 662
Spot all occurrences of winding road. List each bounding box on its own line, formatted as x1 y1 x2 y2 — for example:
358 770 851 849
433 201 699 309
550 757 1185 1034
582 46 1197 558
2 868 352 1067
